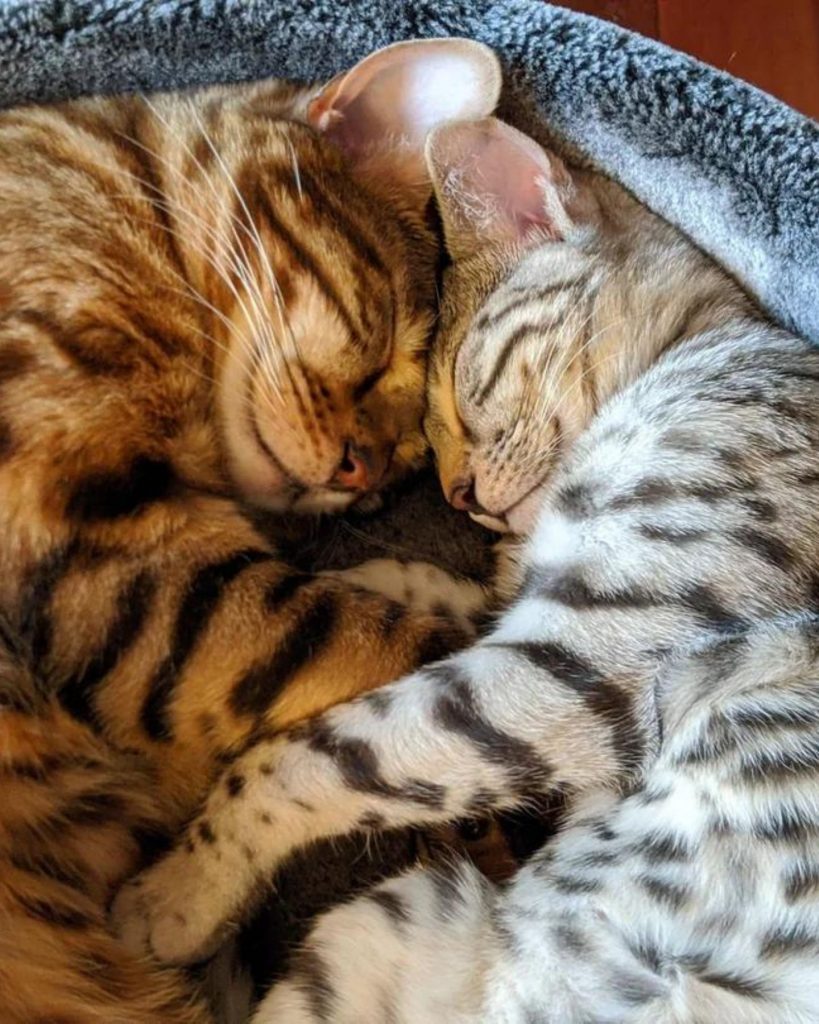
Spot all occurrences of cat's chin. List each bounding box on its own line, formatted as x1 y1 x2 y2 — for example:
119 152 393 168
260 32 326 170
227 443 357 515
503 486 545 537
467 487 544 537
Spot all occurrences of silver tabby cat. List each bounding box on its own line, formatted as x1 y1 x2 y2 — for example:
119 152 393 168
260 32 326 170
114 116 819 1023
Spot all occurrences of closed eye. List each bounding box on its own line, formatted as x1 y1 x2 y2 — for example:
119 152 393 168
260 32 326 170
352 366 387 401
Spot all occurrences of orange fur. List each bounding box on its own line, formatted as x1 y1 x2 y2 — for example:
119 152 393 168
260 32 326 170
0 76 471 1021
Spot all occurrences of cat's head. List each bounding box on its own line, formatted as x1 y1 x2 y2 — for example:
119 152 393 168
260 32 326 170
198 40 501 513
424 117 646 534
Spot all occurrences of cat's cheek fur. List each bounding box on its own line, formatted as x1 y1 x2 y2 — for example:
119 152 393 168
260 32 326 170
505 484 548 535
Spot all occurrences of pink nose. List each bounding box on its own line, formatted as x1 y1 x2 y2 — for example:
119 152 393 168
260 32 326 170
332 442 383 492
448 477 486 514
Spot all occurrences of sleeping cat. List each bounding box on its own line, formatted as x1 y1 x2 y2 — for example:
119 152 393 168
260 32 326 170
113 117 819 1022
0 40 501 1024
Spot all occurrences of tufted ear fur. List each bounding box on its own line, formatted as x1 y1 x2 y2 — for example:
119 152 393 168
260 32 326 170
308 39 502 196
425 116 598 261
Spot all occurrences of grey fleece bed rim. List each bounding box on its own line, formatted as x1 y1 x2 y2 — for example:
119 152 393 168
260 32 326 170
0 0 816 1000
0 0 817 346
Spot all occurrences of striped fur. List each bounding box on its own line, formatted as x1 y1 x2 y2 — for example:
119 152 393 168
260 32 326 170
0 621 211 1023
113 117 819 1022
0 43 501 1023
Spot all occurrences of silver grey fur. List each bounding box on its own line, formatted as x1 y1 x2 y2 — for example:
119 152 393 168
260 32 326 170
112 150 819 1022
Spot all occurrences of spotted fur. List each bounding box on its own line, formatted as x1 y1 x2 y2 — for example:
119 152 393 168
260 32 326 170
0 42 502 1023
113 119 819 1022
0 619 214 1023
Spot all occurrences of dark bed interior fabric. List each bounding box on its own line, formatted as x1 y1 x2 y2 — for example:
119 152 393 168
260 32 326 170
1 0 816 1007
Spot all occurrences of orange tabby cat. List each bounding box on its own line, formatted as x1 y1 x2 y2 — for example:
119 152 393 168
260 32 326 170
0 39 500 1023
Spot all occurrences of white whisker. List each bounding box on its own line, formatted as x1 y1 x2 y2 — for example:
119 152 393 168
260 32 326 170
118 101 287 394
180 99 301 376
286 137 304 202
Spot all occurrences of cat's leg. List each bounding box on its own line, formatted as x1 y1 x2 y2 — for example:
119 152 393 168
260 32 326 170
10 490 484 805
251 860 497 1024
116 447 744 964
111 607 653 962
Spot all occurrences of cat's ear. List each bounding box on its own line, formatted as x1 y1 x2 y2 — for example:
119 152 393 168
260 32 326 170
425 117 596 261
307 39 501 193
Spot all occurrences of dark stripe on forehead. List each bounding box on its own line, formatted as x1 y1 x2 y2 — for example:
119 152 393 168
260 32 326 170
475 278 587 334
472 321 544 405
474 319 565 407
247 179 365 351
267 164 391 282
251 154 396 342
141 548 274 741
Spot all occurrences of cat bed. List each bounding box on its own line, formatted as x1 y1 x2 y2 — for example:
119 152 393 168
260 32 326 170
2 0 817 1004
1 0 817 345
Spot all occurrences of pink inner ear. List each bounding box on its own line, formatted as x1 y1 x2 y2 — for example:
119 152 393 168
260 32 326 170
430 118 574 247
307 40 501 180
477 129 559 239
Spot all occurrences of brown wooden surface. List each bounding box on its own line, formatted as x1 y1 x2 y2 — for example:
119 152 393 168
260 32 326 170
658 0 819 120
557 0 819 119
558 0 658 36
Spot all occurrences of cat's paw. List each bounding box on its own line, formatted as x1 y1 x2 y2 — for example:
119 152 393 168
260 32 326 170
111 846 236 965
324 558 490 635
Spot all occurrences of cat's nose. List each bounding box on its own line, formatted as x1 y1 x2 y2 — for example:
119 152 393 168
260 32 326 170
332 442 386 492
448 477 486 515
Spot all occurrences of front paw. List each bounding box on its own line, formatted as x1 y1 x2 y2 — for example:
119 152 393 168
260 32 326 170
324 558 490 635
111 846 233 965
